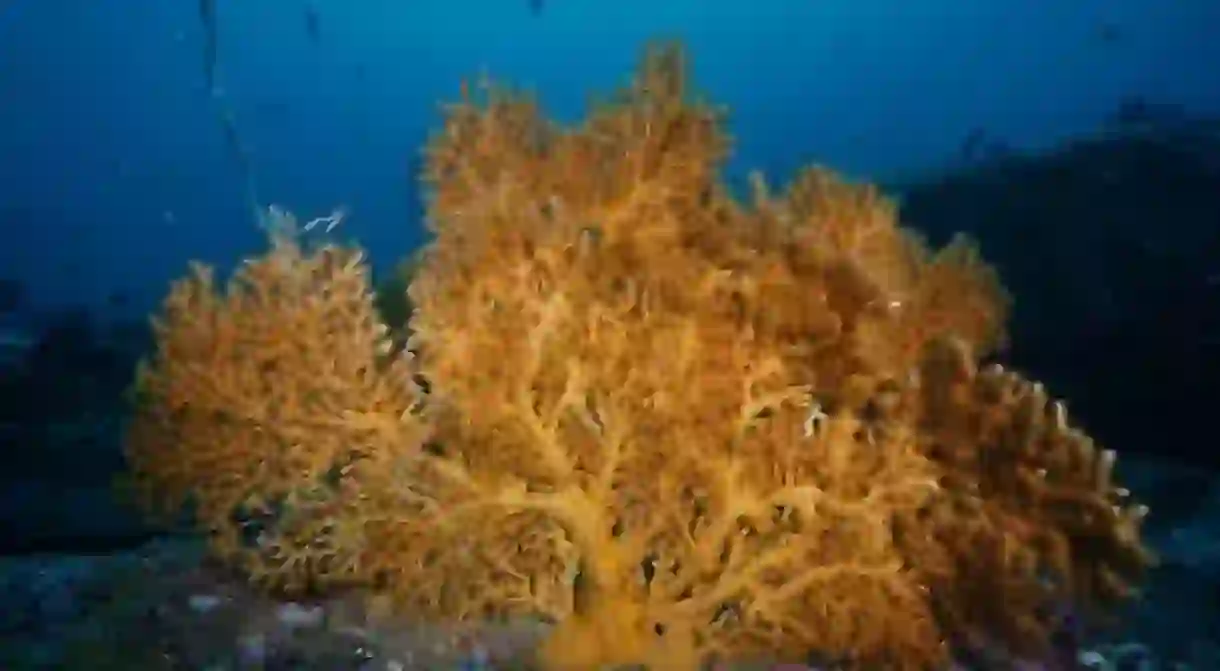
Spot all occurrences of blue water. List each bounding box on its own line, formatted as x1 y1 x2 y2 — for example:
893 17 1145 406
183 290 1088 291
2 0 1217 322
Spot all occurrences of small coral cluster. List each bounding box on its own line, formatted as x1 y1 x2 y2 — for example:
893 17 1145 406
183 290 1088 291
124 43 1153 669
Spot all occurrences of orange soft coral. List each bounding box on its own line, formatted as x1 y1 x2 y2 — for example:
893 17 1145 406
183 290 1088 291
126 42 1151 669
124 207 428 592
398 42 1146 667
903 337 1152 657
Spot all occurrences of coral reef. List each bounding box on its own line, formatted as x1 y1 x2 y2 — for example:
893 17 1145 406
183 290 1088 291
124 43 1153 669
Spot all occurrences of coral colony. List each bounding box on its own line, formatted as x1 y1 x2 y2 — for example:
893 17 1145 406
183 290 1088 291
123 44 1152 669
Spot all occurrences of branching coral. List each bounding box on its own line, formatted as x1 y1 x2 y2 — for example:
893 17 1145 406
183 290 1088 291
124 207 428 593
126 42 1152 669
903 337 1151 657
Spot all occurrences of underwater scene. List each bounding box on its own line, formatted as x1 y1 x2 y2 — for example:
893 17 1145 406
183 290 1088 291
1 0 1219 669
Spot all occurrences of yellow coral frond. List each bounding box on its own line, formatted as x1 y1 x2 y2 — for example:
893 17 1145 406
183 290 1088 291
124 213 428 591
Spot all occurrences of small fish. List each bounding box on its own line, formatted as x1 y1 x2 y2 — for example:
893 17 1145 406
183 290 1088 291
959 127 987 162
1110 95 1186 129
958 126 1013 164
1095 20 1122 45
529 0 544 17
304 3 321 45
107 290 129 308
